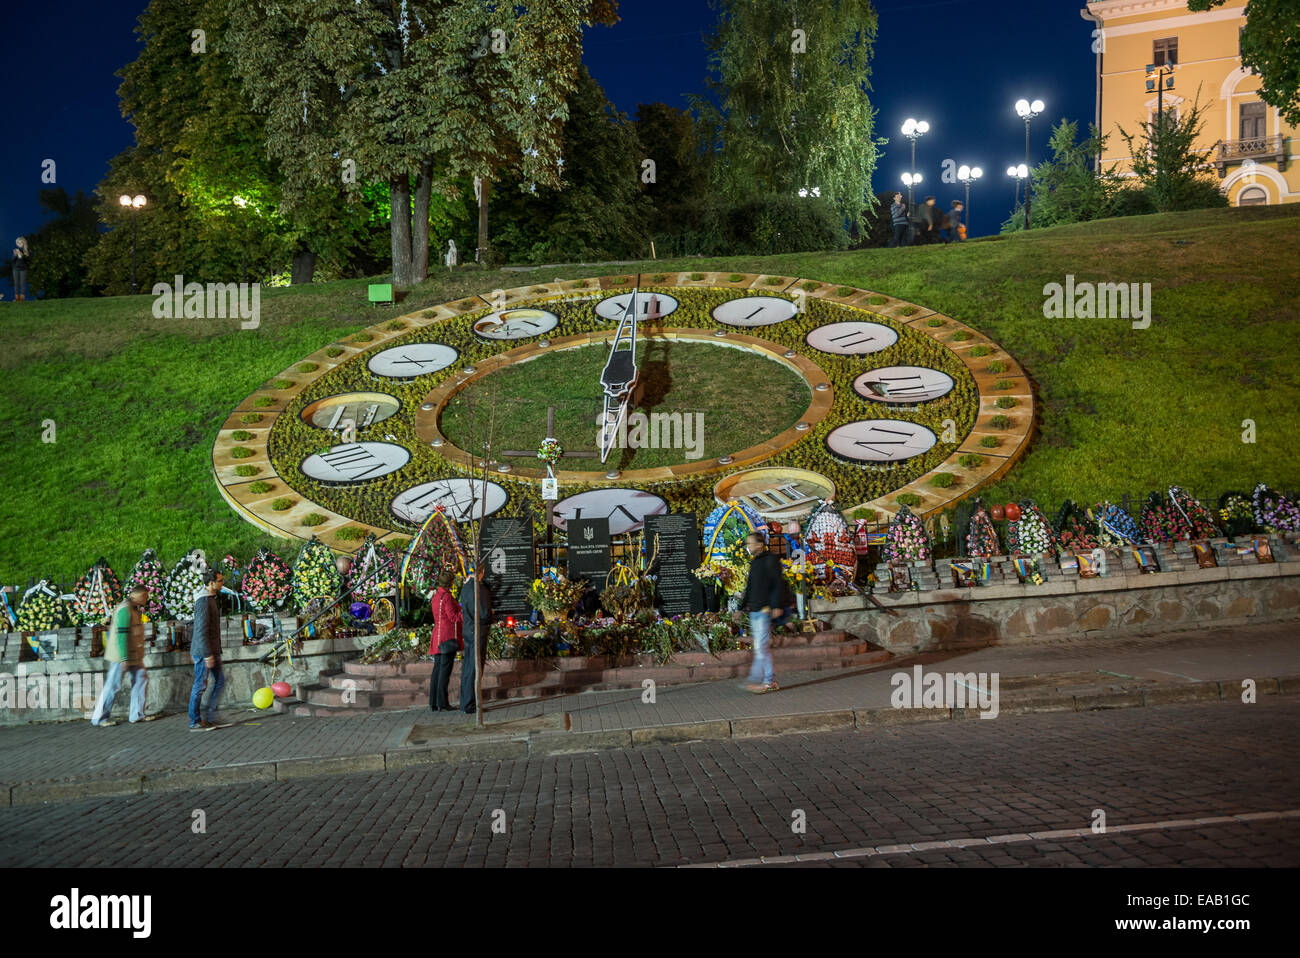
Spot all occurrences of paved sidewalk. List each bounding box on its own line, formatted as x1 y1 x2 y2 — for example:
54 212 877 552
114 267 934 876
1 620 1295 803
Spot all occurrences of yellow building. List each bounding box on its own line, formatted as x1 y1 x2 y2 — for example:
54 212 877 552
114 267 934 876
1082 0 1296 206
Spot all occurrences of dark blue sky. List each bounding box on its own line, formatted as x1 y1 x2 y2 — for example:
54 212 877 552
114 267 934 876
0 0 1096 287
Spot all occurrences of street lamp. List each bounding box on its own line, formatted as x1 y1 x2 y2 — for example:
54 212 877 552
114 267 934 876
956 165 983 234
118 193 147 294
901 117 930 206
901 171 923 199
232 195 249 285
1007 164 1028 213
1014 98 1044 230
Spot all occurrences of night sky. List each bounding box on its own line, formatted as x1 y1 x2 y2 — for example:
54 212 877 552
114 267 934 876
0 0 1096 289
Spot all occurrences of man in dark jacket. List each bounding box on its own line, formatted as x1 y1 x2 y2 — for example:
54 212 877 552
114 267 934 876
189 569 226 730
458 566 493 713
916 196 942 244
888 193 910 248
740 532 783 693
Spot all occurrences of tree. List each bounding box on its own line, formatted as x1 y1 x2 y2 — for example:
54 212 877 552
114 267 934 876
17 188 101 298
1188 0 1300 125
1118 94 1230 212
694 0 882 232
229 0 618 287
1001 120 1123 232
634 103 714 239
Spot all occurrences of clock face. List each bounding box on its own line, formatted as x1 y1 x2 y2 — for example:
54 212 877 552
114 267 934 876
300 392 401 430
367 343 458 379
390 478 508 523
300 442 411 483
551 488 668 534
473 307 559 341
853 366 954 404
806 322 899 355
712 296 798 327
226 274 1020 547
595 291 679 322
825 420 938 464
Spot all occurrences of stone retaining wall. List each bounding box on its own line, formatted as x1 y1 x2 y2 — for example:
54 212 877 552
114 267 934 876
0 622 367 726
812 557 1300 653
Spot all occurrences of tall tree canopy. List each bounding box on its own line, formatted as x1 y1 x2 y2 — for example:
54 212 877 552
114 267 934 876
695 0 882 230
228 0 618 286
1187 0 1300 126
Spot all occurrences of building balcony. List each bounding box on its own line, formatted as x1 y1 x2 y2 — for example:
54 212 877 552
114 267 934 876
1213 134 1288 178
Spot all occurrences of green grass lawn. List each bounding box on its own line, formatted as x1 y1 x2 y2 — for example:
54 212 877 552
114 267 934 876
2 204 1297 583
440 340 810 470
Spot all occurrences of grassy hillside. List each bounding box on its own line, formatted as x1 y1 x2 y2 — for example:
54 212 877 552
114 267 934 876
2 205 1297 583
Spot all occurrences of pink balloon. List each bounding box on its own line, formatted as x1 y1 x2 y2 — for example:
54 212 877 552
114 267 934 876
271 682 292 698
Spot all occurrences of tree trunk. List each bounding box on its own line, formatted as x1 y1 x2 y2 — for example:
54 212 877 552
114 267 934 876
290 249 317 285
412 160 432 284
390 173 414 287
476 174 491 265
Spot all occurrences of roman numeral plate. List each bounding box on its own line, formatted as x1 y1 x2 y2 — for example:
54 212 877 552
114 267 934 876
300 442 411 484
366 343 459 379
390 478 509 523
711 296 797 327
805 321 899 355
852 366 954 404
473 308 559 340
595 292 679 322
825 420 938 464
551 488 668 535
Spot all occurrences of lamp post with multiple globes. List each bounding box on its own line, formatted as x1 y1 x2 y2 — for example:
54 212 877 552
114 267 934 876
901 117 930 206
1014 98 1044 230
118 193 147 294
956 165 983 234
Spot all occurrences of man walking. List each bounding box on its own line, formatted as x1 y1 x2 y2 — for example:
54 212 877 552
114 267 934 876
917 196 942 244
943 200 965 243
189 569 226 730
458 565 493 714
91 585 150 726
741 531 783 693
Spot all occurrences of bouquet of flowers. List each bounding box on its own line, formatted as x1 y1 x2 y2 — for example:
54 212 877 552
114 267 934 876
965 500 1001 557
1217 493 1256 537
885 504 931 564
537 437 563 468
599 576 655 619
1007 501 1056 556
125 548 168 620
293 537 343 608
70 557 123 626
242 547 293 612
161 551 208 621
528 573 587 614
403 507 467 600
1052 500 1099 553
1167 486 1220 540
1251 482 1300 533
1139 491 1191 543
1090 501 1141 547
17 580 69 631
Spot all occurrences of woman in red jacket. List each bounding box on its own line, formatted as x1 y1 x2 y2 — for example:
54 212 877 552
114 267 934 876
428 570 464 711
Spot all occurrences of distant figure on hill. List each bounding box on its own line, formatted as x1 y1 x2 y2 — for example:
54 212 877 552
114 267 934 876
944 201 966 243
11 237 30 301
889 194 910 248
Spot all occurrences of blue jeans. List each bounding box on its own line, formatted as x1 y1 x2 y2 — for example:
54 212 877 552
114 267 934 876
92 663 148 724
942 228 962 243
747 612 774 686
189 655 226 725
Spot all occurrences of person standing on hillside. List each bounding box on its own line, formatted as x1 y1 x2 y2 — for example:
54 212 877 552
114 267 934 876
943 201 966 243
11 237 30 301
91 585 150 726
428 570 463 712
189 569 226 730
741 532 783 694
889 194 910 248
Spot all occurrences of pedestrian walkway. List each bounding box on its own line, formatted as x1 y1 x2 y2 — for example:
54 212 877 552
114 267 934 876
1 620 1296 803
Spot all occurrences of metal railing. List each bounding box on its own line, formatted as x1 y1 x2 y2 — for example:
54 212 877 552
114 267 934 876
1214 134 1288 176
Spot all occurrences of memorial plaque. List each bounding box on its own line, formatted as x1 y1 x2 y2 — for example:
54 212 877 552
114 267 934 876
479 513 534 616
646 513 704 615
567 518 611 590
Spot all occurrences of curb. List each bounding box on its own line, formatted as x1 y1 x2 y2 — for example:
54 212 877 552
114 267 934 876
4 674 1298 807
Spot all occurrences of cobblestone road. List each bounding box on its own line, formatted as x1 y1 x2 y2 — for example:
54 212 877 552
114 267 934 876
3 697 1297 868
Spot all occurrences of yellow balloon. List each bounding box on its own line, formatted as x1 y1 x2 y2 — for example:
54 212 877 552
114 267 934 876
252 687 274 710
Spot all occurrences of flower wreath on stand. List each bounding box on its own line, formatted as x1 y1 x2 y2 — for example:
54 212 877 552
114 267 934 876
1217 493 1255 538
1090 501 1142 548
17 580 70 632
1167 486 1220 541
70 557 123 626
1138 491 1191 544
292 536 343 610
965 499 1001 558
1006 501 1056 557
161 551 208 621
885 504 931 565
125 548 168 621
242 547 293 613
1052 500 1099 553
1251 482 1300 534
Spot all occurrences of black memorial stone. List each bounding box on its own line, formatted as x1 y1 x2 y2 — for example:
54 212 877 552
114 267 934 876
567 518 611 591
480 513 535 616
646 513 704 615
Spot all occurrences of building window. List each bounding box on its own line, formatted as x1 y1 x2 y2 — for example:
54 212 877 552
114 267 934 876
1238 186 1267 206
1153 36 1178 66
1240 102 1266 140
